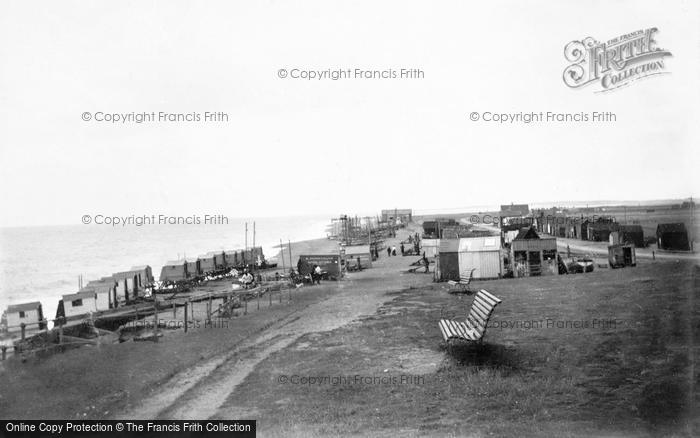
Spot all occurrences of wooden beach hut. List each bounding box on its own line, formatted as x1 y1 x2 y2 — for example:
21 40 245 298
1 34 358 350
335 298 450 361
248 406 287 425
510 227 559 277
160 260 189 282
344 245 373 269
656 223 690 251
61 291 98 318
5 302 45 335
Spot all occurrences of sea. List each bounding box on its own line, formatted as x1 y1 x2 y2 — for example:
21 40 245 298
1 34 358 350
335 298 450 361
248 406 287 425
0 215 330 324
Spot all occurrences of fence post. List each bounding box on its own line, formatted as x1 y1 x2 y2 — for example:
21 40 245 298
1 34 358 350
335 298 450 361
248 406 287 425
153 304 159 343
279 288 282 303
20 323 26 340
269 288 272 306
172 303 176 318
1 346 6 361
184 301 189 333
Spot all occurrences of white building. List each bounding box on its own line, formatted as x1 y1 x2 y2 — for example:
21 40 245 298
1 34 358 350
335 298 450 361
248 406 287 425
61 291 98 318
5 302 45 335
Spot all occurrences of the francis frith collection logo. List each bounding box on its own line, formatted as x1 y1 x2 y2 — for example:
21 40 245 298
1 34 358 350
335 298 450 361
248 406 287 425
563 28 672 92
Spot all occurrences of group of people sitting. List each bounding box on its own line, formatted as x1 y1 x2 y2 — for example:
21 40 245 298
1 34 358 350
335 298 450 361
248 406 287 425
230 267 256 290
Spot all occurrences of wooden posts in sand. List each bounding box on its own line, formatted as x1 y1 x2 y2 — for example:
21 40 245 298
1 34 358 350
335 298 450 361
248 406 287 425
153 302 159 343
184 300 189 333
20 323 25 340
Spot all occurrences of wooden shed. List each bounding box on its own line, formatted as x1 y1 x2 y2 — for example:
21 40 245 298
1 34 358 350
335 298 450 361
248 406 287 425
656 223 690 251
5 302 45 335
438 237 503 281
421 239 440 258
510 227 559 277
344 245 373 269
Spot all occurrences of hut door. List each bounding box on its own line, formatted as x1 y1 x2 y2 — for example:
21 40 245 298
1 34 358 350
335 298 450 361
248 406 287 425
528 251 541 276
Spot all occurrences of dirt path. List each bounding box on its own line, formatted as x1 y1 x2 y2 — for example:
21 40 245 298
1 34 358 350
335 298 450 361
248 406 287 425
116 227 432 420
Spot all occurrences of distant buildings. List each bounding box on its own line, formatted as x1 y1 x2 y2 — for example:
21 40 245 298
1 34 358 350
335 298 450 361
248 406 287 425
381 209 412 224
500 204 530 218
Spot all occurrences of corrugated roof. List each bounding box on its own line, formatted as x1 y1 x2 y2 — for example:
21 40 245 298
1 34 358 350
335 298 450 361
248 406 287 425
458 236 501 252
7 301 42 313
164 260 187 266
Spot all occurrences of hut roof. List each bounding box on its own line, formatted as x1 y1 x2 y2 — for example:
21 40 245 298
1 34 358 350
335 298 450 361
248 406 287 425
513 227 540 240
457 236 501 252
7 301 42 313
657 223 687 233
62 291 96 302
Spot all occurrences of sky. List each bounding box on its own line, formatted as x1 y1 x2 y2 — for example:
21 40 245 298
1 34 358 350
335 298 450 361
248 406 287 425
0 0 698 227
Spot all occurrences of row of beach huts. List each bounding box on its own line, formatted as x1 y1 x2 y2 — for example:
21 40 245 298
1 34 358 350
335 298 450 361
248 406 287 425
1 247 268 341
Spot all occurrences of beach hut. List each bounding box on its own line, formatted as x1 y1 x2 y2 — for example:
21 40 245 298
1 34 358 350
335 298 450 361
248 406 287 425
112 269 142 301
198 253 218 273
612 225 645 248
185 258 201 277
510 227 559 277
344 245 373 269
608 244 636 268
5 302 45 335
210 251 227 269
82 278 117 310
298 254 341 279
224 251 239 268
437 239 460 281
586 219 618 242
457 236 503 280
421 239 440 258
656 223 690 251
61 291 98 318
130 265 154 288
160 260 189 282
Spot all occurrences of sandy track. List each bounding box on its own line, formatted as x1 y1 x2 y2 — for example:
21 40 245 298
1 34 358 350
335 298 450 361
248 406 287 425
115 236 431 420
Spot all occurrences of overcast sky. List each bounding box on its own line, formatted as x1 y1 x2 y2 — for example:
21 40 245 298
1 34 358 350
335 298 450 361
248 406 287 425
0 0 698 227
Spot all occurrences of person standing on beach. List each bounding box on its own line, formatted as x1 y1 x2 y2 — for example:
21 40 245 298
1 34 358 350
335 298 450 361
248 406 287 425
314 264 322 284
387 247 391 257
423 254 429 273
392 246 397 256
356 256 362 271
400 243 405 256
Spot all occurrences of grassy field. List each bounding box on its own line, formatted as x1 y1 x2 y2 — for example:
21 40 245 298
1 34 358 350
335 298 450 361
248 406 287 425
226 258 699 437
